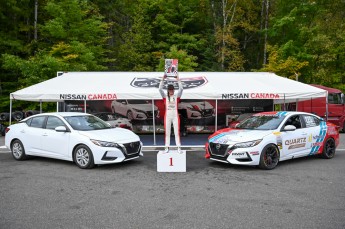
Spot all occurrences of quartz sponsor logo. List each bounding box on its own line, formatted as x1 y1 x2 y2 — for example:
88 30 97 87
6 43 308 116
59 94 117 100
222 93 280 99
285 137 307 150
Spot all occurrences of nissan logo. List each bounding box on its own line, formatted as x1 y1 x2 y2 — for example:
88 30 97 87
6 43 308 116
216 143 221 150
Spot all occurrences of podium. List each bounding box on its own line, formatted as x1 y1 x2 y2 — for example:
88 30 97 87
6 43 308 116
157 150 186 172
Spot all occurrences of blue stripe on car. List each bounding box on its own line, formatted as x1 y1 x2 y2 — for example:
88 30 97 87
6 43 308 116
309 121 327 155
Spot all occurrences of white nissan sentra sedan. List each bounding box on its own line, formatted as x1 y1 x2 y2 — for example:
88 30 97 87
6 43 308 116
5 112 143 169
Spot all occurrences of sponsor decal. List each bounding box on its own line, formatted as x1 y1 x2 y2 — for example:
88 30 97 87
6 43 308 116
285 137 306 150
327 126 338 135
313 135 322 140
250 151 259 155
60 94 117 100
308 134 313 142
288 144 306 149
312 142 323 147
309 121 327 155
232 152 245 156
273 132 281 136
130 76 208 89
221 93 280 99
285 137 306 146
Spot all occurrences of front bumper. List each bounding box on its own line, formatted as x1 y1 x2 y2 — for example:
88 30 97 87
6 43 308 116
205 142 260 166
92 141 143 165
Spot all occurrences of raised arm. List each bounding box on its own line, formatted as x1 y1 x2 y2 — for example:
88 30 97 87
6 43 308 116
177 76 183 98
159 76 166 98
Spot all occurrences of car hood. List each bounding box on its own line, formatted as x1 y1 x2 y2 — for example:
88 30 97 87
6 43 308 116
179 102 213 109
130 104 157 111
78 128 139 143
209 129 271 144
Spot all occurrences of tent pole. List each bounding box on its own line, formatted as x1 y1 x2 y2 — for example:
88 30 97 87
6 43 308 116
40 100 42 113
152 99 156 145
283 94 286 111
9 98 12 125
326 91 329 120
84 100 86 113
215 99 218 131
296 99 298 111
56 102 59 112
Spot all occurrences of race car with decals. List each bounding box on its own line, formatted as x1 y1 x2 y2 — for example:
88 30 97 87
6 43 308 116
205 111 339 169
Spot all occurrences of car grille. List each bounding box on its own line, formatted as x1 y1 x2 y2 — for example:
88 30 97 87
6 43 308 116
209 142 229 157
145 111 159 118
123 141 141 155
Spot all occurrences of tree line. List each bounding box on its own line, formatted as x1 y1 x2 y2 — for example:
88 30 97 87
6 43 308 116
0 0 344 111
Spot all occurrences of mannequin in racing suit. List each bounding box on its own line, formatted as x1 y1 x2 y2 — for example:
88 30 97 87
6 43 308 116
159 75 183 153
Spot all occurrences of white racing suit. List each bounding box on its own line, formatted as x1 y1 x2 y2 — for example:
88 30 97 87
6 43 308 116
159 79 183 147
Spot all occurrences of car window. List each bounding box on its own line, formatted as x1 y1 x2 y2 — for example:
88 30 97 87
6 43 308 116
64 115 111 131
283 115 302 129
46 116 65 130
29 116 46 128
26 118 32 126
303 115 320 127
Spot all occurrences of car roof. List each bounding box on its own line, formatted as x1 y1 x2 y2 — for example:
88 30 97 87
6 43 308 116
255 111 321 117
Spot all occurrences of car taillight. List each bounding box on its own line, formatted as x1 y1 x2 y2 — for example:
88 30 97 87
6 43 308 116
5 127 10 134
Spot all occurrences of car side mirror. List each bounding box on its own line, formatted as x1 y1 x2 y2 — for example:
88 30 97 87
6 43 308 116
55 126 67 132
283 125 296 131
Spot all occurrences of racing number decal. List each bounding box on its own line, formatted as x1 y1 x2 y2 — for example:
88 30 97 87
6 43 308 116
169 157 173 166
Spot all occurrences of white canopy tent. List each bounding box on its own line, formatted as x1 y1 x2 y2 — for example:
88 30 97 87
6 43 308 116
10 72 326 102
9 72 327 145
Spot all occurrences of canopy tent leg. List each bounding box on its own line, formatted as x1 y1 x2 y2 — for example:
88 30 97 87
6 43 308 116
295 99 298 111
152 99 156 145
283 94 286 111
56 102 59 112
326 91 329 120
40 100 42 113
215 99 218 131
84 100 86 113
9 98 12 125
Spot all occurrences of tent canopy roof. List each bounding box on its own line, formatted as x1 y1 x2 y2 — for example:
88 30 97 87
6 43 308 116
10 72 326 102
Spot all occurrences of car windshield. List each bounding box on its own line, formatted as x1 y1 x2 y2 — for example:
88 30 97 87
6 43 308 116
64 115 111 131
236 114 285 130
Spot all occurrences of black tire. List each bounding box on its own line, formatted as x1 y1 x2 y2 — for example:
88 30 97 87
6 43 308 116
11 140 28 161
12 111 25 121
321 138 336 159
25 110 39 118
0 113 10 121
73 145 95 169
127 111 134 121
259 144 280 170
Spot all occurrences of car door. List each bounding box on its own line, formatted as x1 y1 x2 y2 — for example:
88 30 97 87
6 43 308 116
115 100 126 116
23 116 47 155
41 116 71 159
301 114 325 155
280 115 309 159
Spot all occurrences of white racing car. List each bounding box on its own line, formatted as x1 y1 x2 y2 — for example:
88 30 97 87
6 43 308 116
205 111 339 169
5 112 143 169
178 100 215 119
111 99 159 121
93 112 133 130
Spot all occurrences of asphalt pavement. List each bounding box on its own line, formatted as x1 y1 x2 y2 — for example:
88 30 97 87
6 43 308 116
1 135 345 229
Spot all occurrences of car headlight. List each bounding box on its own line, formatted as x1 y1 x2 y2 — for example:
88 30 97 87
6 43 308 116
90 139 120 148
233 139 262 149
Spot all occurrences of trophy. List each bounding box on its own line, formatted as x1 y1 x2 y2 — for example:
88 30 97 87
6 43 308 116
164 59 178 78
